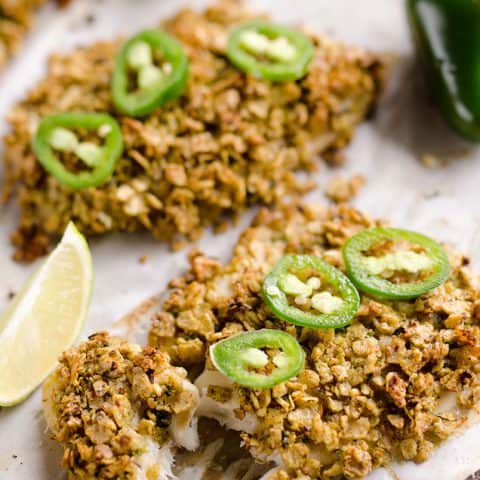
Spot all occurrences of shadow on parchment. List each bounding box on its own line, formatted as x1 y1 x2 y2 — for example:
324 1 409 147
37 412 66 480
374 56 475 163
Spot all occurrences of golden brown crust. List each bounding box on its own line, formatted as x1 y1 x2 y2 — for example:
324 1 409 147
325 174 365 204
0 0 46 70
2 0 384 262
43 332 197 480
148 202 480 479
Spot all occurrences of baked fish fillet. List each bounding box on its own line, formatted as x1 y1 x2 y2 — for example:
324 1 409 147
43 332 199 480
147 202 480 480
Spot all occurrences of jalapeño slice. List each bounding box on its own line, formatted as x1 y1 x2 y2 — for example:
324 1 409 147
210 329 304 389
343 227 450 300
262 255 360 329
227 21 314 81
112 29 189 117
32 112 123 190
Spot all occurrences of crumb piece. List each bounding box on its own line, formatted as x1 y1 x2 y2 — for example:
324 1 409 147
84 13 95 24
326 174 365 203
421 153 441 169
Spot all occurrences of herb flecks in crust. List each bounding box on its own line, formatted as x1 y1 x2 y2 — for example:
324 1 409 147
2 0 383 262
149 202 480 480
43 332 198 480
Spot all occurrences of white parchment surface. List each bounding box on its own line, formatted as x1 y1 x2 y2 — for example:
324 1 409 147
1 1 480 479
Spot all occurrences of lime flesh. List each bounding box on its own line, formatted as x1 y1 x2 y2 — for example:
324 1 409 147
0 223 93 406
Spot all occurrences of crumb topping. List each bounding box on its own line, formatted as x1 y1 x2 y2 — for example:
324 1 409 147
2 0 383 262
0 0 45 70
149 202 480 479
326 174 365 204
43 332 197 480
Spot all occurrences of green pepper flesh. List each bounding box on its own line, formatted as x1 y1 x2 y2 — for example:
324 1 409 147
343 227 450 300
407 0 480 141
33 113 123 190
210 329 304 389
262 255 360 329
227 21 314 82
112 29 189 117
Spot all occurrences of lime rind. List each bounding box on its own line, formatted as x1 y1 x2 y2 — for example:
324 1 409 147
0 222 93 407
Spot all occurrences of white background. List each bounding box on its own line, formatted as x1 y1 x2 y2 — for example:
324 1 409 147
0 1 479 479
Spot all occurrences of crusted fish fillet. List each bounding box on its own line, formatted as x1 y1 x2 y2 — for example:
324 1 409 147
43 332 199 480
46 199 480 479
2 0 384 262
146 202 480 480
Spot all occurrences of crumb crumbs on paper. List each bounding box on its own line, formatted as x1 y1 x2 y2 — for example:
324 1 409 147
422 189 441 200
326 174 365 203
421 153 442 169
214 221 230 234
324 150 347 166
84 13 96 24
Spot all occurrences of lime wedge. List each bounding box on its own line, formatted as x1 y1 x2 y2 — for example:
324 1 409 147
0 223 93 406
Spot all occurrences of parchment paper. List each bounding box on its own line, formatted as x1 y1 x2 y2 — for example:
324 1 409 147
1 0 480 479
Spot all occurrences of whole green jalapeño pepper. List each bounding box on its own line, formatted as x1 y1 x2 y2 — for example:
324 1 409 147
112 29 189 117
33 113 123 190
407 0 480 141
210 329 304 389
262 255 360 329
343 227 450 300
227 21 314 81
